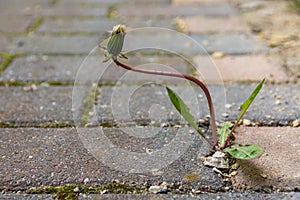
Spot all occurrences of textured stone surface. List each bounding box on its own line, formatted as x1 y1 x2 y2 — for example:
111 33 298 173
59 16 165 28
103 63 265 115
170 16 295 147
178 16 250 33
0 55 85 82
117 5 238 17
122 31 268 55
0 86 86 126
0 16 34 32
42 5 107 17
232 127 300 189
172 0 230 6
0 128 221 191
94 84 299 125
81 193 300 200
7 35 100 54
0 54 191 83
0 194 53 200
193 55 288 84
38 18 118 33
1 193 297 200
191 34 268 54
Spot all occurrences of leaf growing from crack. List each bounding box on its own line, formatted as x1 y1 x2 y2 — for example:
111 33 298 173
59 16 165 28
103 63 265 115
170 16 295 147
236 78 265 126
166 87 206 139
218 122 233 147
223 144 263 159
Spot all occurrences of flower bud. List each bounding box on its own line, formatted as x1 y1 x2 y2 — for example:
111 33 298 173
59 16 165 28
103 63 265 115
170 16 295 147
107 24 126 58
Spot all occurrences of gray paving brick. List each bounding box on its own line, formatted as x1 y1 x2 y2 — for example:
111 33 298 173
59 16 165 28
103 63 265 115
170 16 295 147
0 127 220 191
0 86 86 126
0 16 34 32
81 193 300 200
0 0 51 17
0 55 84 83
191 34 268 54
117 5 238 17
0 194 53 200
7 35 100 54
59 0 170 5
0 54 191 83
42 4 107 17
38 18 118 33
123 18 175 29
94 84 299 125
123 32 268 55
0 35 12 52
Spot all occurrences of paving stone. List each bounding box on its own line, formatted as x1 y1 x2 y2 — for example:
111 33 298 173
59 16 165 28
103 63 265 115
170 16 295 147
178 16 250 34
193 55 288 84
42 4 107 17
122 18 175 29
38 18 118 33
7 35 100 54
0 35 13 52
59 0 170 5
0 86 86 126
123 31 268 55
172 0 230 6
0 194 53 200
0 54 191 83
98 54 193 83
94 84 299 125
81 193 300 200
232 127 300 189
0 0 51 17
191 34 268 54
0 55 84 83
117 5 238 18
0 16 34 32
0 127 221 191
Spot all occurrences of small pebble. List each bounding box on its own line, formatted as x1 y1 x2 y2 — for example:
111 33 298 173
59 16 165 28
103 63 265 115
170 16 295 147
230 171 238 177
260 173 268 179
83 178 89 184
275 100 281 105
292 119 300 127
212 51 225 59
243 119 252 126
73 187 79 193
231 163 240 170
149 185 162 194
222 113 229 118
225 104 233 109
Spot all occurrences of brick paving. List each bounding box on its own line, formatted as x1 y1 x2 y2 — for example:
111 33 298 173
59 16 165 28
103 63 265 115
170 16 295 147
0 0 299 199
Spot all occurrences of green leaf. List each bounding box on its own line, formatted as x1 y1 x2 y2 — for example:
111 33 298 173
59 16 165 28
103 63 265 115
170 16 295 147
166 87 206 139
218 122 233 147
223 144 263 159
235 78 265 126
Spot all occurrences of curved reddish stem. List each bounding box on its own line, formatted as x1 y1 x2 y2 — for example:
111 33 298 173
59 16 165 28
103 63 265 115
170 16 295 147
113 59 218 147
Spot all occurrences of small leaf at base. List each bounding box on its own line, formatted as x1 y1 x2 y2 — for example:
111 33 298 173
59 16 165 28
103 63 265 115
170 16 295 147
223 144 263 159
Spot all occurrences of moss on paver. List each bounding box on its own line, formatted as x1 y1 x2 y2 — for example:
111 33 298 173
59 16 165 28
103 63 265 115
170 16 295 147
107 5 117 19
28 17 44 34
28 183 142 200
0 53 13 73
0 121 15 128
81 85 99 126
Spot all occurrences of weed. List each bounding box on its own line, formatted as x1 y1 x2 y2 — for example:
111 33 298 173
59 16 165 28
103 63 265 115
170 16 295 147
102 24 265 160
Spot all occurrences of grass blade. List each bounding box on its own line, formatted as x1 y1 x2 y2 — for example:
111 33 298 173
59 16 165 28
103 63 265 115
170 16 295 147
218 122 233 147
236 78 265 126
166 87 207 140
